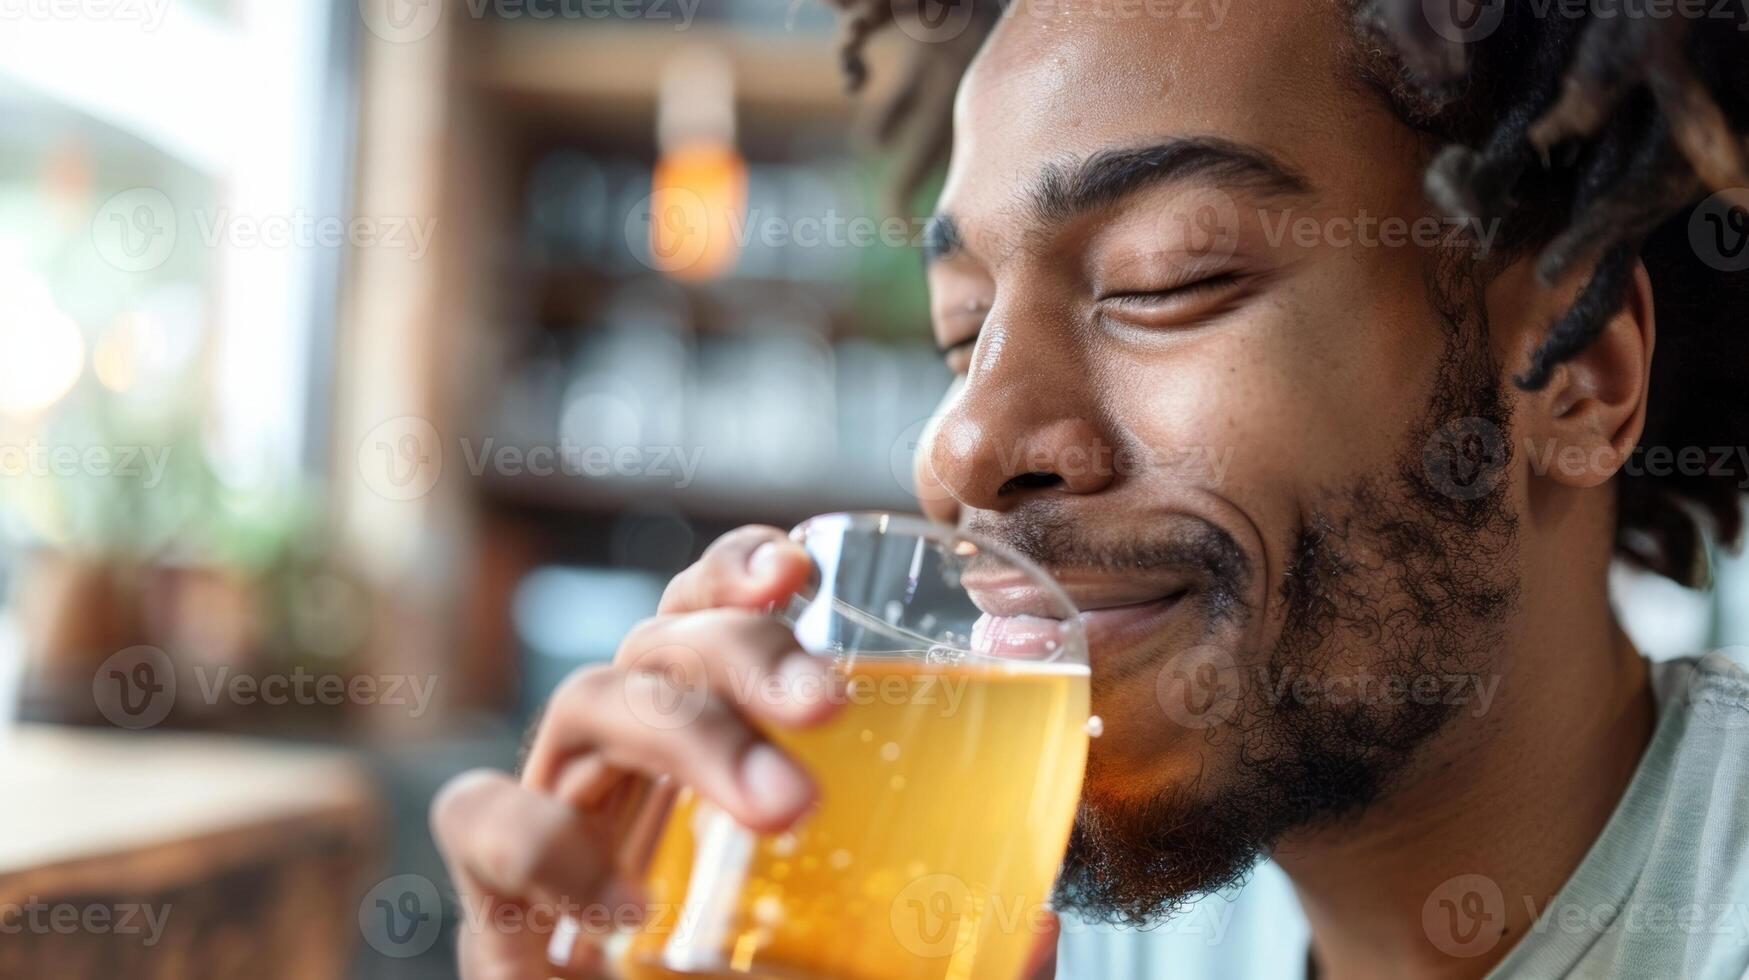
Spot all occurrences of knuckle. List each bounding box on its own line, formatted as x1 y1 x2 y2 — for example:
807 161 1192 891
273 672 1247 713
658 568 705 613
553 664 623 711
617 615 669 656
707 524 785 559
430 768 510 846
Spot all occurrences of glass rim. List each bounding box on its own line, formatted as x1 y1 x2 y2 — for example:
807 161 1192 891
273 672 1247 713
788 511 1087 666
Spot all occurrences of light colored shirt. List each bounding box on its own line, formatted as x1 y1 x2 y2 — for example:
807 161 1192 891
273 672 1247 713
1057 649 1749 979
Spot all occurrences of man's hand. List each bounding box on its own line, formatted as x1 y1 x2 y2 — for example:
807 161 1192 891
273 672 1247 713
430 525 838 978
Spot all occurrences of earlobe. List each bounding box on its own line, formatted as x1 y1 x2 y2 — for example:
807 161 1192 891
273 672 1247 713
1522 260 1656 490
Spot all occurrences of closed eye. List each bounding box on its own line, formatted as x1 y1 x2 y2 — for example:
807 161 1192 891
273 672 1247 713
1098 272 1241 306
939 335 978 374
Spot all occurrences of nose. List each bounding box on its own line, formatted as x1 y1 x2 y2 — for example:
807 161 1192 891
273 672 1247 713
917 324 1117 522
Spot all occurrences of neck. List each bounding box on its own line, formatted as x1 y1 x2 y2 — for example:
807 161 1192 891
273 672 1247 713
1273 549 1656 980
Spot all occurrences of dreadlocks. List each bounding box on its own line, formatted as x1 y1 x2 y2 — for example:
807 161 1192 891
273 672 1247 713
826 0 1749 588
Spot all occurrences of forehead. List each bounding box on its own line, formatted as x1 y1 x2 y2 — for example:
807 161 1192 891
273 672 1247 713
942 0 1410 225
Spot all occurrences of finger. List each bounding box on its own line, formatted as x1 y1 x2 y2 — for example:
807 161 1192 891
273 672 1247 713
523 611 842 796
616 609 845 726
523 667 816 832
431 770 613 979
658 525 813 615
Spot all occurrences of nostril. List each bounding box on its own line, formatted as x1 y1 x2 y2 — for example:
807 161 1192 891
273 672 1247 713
998 471 1062 495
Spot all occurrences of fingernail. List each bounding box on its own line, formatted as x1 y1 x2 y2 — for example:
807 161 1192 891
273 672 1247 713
740 743 811 815
748 541 785 577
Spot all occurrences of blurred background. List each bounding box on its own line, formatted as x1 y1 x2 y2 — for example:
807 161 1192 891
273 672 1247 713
0 1 1742 978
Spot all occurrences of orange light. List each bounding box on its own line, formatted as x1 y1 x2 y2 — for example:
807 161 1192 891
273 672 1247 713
648 141 746 281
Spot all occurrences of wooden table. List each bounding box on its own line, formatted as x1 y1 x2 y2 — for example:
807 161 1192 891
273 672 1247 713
0 724 383 979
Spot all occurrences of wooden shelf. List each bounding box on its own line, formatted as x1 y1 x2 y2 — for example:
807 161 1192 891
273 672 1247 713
481 468 912 526
472 22 855 123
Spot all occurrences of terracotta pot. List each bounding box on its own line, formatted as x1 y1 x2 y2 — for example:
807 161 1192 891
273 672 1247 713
14 551 147 719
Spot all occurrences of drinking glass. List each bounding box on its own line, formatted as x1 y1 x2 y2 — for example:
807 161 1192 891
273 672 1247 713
611 512 1089 980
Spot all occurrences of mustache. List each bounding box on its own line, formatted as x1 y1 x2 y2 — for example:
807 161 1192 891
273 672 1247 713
962 503 1252 616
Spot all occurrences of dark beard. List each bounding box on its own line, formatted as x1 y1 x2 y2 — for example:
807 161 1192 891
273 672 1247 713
1051 325 1521 927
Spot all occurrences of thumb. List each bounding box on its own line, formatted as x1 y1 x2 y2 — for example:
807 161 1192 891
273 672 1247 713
1021 907 1061 979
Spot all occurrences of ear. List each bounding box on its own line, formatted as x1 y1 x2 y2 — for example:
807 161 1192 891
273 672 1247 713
1500 258 1656 490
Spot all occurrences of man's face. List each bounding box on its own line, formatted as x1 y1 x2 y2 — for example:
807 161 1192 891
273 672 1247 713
917 0 1521 921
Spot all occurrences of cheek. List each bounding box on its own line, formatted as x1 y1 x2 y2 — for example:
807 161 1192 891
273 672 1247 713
1114 281 1445 496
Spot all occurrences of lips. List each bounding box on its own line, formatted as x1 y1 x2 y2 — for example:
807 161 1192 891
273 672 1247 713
964 571 1192 662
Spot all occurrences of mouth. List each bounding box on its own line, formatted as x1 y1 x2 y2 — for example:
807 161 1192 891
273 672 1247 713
964 571 1192 662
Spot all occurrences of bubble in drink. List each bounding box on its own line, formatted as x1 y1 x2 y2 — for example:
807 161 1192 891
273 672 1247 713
620 658 1089 980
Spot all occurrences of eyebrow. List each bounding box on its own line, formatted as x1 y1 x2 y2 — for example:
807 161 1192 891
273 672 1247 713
922 136 1313 265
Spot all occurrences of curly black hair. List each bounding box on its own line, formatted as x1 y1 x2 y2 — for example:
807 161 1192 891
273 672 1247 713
825 0 1749 588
